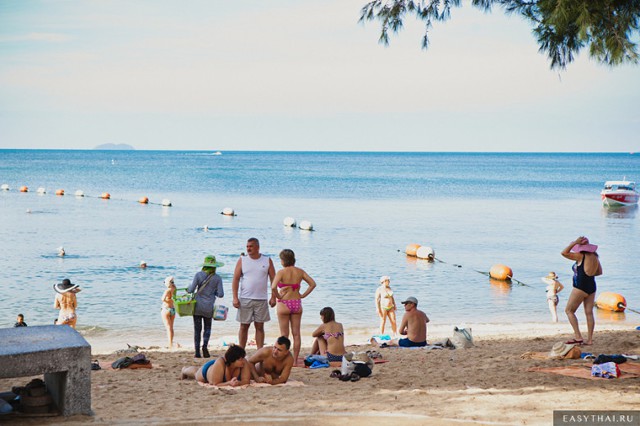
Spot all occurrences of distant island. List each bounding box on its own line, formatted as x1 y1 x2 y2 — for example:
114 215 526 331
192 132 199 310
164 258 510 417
94 143 135 150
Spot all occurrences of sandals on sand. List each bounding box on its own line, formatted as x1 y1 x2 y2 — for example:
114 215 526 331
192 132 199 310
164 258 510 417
565 339 584 345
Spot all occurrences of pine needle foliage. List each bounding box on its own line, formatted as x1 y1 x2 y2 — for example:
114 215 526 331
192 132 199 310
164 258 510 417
359 0 640 69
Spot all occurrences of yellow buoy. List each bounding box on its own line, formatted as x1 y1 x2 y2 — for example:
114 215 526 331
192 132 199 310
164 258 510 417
489 264 512 281
139 196 149 204
596 292 626 312
101 192 111 199
20 186 28 192
55 189 64 196
405 243 421 257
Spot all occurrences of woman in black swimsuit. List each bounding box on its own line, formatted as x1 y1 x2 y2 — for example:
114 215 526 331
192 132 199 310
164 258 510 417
561 236 602 346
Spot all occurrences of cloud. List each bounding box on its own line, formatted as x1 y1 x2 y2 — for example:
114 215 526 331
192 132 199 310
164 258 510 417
0 32 72 43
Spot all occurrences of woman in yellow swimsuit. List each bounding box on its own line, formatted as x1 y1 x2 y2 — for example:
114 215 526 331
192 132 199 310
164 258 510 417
161 276 177 348
375 275 397 335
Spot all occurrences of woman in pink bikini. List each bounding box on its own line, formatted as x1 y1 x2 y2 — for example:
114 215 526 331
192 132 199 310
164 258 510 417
271 249 317 364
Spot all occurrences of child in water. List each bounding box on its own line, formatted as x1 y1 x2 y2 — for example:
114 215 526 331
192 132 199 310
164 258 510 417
375 276 397 335
542 272 564 322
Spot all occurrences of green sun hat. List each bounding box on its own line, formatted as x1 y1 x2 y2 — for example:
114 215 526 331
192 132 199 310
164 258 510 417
201 255 224 268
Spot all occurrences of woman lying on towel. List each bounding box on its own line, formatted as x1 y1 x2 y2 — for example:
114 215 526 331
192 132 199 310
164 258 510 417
181 345 250 387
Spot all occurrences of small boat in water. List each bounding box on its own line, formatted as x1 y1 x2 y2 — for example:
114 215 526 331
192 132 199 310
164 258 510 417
601 179 639 207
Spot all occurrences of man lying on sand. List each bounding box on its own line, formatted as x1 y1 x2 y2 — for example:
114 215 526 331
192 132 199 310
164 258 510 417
248 336 294 384
372 296 430 347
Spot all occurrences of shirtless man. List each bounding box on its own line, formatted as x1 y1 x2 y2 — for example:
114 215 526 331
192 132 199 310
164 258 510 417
373 296 429 347
397 296 429 347
248 336 294 385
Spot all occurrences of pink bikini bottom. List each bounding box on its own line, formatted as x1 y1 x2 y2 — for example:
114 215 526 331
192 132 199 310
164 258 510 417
279 299 302 314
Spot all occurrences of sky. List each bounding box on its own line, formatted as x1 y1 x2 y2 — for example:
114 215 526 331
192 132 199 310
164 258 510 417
0 0 638 152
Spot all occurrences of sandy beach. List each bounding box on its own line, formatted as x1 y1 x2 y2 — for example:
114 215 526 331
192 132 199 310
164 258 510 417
1 326 638 425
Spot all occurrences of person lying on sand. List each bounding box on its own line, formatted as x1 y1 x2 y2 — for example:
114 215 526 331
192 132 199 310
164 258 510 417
247 336 294 385
181 345 250 387
371 296 429 347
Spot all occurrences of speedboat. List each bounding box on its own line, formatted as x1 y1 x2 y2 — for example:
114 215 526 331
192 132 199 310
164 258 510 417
601 179 639 206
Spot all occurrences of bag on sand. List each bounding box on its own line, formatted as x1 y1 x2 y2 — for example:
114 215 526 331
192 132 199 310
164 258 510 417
451 326 474 349
341 352 374 376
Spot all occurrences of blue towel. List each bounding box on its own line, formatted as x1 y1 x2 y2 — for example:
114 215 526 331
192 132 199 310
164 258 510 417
309 360 330 369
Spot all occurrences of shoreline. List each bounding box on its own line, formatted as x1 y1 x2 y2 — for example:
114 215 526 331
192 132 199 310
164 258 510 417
83 320 639 355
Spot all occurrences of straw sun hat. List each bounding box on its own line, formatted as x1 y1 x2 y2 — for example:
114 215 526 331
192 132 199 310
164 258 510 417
548 342 576 358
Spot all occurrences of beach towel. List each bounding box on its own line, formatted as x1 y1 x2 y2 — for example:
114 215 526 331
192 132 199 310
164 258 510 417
98 360 153 370
527 363 640 380
196 380 305 390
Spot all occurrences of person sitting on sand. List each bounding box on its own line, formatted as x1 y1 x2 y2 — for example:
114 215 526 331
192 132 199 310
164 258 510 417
542 272 564 323
372 296 429 347
310 307 346 362
247 336 294 385
375 275 397 336
181 345 251 387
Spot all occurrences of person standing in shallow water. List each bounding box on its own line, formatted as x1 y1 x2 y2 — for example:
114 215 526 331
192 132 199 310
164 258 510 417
161 276 177 348
188 255 224 359
375 275 397 336
53 278 80 328
561 236 602 346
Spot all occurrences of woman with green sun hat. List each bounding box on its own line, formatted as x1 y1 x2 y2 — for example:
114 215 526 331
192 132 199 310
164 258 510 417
188 255 225 359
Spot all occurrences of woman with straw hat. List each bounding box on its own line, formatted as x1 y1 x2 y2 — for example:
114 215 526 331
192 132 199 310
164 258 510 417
188 255 224 359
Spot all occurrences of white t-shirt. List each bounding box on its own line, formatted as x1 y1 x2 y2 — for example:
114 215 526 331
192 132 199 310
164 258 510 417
239 255 270 300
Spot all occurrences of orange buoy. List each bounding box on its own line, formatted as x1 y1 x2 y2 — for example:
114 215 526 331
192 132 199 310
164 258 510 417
596 292 626 312
489 264 512 281
405 243 421 257
101 192 111 199
20 186 28 192
138 196 149 204
55 189 64 196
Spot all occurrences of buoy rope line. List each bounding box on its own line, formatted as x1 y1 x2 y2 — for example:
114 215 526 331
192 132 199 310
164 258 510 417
4 190 171 207
398 250 534 287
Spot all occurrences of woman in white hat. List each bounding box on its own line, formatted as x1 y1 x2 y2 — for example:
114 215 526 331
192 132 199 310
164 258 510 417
542 272 564 323
53 278 80 328
561 236 602 345
161 276 177 348
375 276 397 336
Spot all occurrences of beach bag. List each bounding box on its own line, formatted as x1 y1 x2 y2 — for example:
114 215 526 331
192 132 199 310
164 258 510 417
174 289 196 317
451 326 474 349
213 303 228 321
341 352 374 376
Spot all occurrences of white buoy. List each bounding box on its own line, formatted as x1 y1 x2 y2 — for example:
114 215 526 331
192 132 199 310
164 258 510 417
37 187 46 194
299 220 313 231
161 199 172 207
416 246 435 260
75 190 84 197
1 184 9 191
221 207 235 216
283 217 296 227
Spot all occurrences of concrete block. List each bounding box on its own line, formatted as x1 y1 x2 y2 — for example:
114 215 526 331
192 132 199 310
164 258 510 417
0 325 92 416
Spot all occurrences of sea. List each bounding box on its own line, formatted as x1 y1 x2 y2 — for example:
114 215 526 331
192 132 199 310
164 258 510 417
1 150 638 352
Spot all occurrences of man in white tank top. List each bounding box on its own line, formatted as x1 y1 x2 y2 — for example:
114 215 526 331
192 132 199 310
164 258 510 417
232 237 276 349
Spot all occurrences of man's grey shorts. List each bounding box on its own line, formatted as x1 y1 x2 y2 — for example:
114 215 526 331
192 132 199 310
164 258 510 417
236 298 270 324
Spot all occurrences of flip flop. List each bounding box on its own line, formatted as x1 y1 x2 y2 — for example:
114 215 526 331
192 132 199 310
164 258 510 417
350 373 361 382
329 370 341 378
565 339 584 345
